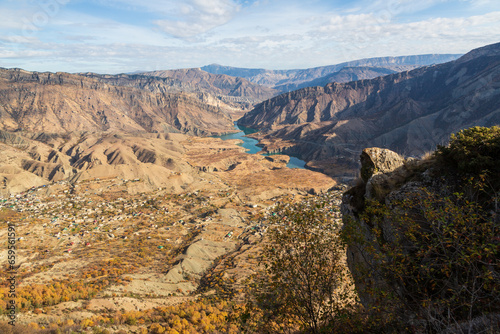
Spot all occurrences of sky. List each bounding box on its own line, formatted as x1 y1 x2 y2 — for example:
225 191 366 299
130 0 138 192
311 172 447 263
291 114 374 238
0 0 499 74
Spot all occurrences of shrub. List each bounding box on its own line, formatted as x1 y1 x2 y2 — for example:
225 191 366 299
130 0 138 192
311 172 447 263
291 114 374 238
345 189 500 332
436 126 500 202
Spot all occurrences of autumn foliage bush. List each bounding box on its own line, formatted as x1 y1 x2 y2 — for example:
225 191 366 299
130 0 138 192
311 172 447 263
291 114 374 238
351 192 499 332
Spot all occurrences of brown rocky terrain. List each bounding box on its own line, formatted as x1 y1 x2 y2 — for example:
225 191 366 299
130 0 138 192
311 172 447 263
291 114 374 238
238 42 500 181
0 126 338 332
0 130 195 196
0 60 339 334
0 68 242 136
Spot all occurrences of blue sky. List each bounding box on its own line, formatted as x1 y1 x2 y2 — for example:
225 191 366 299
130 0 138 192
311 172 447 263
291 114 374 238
0 0 499 73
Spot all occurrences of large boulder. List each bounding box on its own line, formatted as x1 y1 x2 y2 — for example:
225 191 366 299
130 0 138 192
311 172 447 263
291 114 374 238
359 147 405 183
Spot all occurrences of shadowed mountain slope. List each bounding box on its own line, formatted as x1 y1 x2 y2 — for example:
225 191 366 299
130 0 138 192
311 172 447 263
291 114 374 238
237 42 500 179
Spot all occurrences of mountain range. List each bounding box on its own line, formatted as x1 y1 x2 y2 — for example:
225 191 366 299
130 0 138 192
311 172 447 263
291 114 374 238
201 54 462 91
0 69 237 136
140 68 279 106
238 42 500 179
1 53 460 140
0 45 495 185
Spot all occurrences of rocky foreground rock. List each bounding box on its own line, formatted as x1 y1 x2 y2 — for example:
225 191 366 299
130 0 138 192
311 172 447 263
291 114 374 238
341 141 500 332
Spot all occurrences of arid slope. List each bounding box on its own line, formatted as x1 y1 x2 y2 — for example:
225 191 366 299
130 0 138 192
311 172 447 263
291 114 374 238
0 68 236 135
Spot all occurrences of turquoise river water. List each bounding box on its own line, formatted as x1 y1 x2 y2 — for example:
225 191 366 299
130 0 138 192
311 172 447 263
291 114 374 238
217 124 306 169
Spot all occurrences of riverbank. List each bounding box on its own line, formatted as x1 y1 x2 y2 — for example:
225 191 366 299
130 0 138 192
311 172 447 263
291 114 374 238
216 124 307 169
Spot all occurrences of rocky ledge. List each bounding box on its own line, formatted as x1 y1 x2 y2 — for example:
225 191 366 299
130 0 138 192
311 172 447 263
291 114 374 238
341 142 500 332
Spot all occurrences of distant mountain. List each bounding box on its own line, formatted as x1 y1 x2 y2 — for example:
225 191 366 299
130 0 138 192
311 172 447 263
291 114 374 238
202 54 462 91
274 66 399 92
140 68 279 109
0 69 235 136
201 64 291 87
238 42 500 178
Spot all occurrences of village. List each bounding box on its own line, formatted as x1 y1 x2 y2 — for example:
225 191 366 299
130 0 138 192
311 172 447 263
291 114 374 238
0 127 346 332
0 171 344 330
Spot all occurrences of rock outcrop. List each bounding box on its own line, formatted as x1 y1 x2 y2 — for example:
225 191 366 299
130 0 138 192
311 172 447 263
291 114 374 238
341 146 440 303
341 135 500 331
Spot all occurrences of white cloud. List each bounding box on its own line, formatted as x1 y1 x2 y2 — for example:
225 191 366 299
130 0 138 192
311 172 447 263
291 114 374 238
91 0 177 13
1 0 500 72
56 0 240 39
319 13 389 32
0 8 33 30
363 0 450 16
306 10 500 63
153 0 240 38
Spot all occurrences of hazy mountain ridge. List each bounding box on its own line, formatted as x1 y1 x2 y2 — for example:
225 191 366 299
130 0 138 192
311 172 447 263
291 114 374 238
274 66 400 91
140 68 279 104
202 54 462 90
238 42 500 178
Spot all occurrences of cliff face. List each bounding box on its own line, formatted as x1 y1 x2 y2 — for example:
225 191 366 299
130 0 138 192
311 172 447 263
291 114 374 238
0 69 235 136
238 42 500 175
341 137 500 331
341 148 424 308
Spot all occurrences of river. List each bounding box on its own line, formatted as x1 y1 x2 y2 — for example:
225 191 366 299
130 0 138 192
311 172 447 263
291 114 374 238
217 124 307 169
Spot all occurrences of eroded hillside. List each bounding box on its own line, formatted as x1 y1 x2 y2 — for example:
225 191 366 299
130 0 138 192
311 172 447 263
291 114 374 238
0 68 251 135
238 42 500 181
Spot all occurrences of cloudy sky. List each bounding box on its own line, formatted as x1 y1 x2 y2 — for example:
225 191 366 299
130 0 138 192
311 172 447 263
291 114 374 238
0 0 499 73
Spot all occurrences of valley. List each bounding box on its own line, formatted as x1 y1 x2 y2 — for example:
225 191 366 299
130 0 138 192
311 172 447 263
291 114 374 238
0 127 339 332
215 123 307 169
0 41 498 333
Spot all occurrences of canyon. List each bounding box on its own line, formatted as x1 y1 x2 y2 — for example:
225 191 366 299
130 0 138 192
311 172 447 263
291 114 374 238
0 43 498 333
238 42 500 181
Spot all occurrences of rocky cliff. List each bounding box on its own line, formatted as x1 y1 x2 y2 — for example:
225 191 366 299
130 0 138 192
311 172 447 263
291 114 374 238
341 130 500 331
0 68 235 136
238 42 500 179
